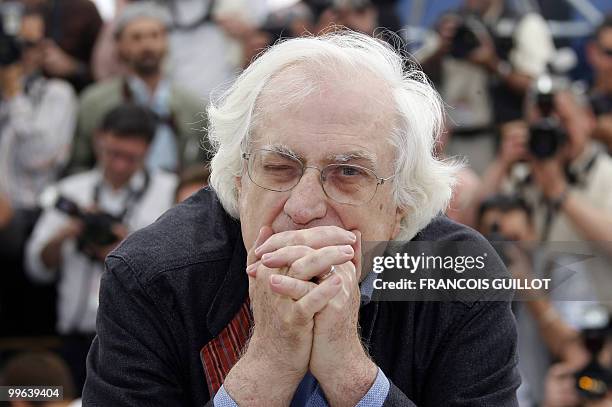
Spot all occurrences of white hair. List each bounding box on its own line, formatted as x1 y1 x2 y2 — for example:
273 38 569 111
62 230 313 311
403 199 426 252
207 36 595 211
207 31 460 241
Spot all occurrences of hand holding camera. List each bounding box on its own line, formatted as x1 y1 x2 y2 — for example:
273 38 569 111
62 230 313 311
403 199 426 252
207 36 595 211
498 121 530 168
0 62 22 99
55 195 128 262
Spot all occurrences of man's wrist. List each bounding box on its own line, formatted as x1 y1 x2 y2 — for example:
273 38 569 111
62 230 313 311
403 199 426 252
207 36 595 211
223 339 305 406
316 345 378 405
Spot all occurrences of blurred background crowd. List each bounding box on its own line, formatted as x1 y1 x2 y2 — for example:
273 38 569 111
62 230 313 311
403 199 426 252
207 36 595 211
0 0 612 405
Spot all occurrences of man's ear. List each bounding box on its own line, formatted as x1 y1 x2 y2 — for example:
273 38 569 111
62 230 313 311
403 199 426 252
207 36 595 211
392 206 407 239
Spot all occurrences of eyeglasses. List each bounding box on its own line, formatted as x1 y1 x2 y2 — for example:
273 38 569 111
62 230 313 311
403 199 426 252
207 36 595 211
102 146 144 165
242 148 394 206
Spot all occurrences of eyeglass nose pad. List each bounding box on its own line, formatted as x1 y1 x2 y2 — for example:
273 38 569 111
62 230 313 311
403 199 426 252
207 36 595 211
298 166 326 192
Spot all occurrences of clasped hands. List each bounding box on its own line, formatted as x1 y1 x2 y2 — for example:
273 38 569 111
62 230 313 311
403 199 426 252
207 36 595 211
224 225 378 407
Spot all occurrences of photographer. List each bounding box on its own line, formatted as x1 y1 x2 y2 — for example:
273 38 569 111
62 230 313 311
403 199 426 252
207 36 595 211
478 85 612 244
542 322 612 407
417 0 555 173
477 194 598 405
24 103 178 394
587 15 612 156
0 6 76 214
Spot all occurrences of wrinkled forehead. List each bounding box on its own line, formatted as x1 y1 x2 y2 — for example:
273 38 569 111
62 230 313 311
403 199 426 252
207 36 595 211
255 61 393 115
249 61 397 155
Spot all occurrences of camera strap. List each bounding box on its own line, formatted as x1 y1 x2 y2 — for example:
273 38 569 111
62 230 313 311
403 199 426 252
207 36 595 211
542 152 600 242
121 79 179 138
92 170 151 224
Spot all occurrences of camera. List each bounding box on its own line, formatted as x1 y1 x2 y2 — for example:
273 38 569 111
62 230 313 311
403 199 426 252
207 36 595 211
528 76 568 159
449 15 482 59
574 306 612 400
55 196 121 248
528 117 567 159
0 2 23 67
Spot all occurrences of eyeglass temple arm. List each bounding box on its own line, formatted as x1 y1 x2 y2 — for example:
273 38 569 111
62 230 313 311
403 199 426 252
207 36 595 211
377 174 395 185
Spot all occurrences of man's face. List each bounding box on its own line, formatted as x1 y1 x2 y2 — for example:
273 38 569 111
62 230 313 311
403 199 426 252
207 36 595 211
589 27 612 77
97 132 149 188
479 209 535 241
117 18 167 76
236 72 405 258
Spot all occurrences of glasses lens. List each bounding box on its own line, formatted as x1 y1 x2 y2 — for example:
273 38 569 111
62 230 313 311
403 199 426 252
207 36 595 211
248 149 303 192
322 164 378 205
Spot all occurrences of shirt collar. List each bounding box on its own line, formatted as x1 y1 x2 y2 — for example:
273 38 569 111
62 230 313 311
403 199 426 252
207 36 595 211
98 168 146 195
360 270 376 306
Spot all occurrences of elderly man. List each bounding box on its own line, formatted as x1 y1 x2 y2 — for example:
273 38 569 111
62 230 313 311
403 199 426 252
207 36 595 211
83 32 519 406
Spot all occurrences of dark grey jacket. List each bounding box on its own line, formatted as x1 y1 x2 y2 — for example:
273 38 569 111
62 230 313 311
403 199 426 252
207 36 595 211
83 188 520 406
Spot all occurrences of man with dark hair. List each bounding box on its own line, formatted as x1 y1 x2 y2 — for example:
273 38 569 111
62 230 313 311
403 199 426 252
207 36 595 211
0 6 77 214
587 14 612 155
25 103 178 394
70 1 206 174
20 0 103 93
477 194 533 239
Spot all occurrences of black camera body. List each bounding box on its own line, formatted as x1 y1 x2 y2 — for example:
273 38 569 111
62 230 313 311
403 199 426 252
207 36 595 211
450 15 482 59
574 309 612 400
528 78 568 159
528 117 567 160
574 327 612 400
0 2 23 67
0 28 21 67
55 196 121 248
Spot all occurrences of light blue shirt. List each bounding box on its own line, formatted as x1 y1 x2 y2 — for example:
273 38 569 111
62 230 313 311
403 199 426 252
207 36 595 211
213 272 390 406
127 76 178 172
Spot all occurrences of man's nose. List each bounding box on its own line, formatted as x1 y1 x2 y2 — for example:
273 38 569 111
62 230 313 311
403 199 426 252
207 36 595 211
283 168 328 226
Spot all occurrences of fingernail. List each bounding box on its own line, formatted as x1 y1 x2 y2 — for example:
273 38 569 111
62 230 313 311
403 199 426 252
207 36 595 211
261 253 272 261
271 274 282 284
255 245 263 255
347 232 357 242
246 263 257 275
340 245 353 255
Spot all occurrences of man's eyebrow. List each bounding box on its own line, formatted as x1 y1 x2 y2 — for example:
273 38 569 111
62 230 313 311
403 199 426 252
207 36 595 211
261 145 377 168
326 151 378 169
263 144 303 160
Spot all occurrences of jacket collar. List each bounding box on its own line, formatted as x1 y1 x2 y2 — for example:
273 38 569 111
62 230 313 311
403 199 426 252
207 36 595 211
205 220 249 337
